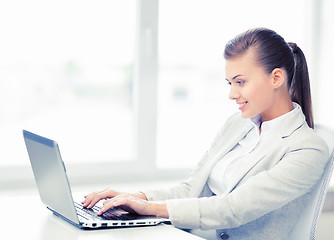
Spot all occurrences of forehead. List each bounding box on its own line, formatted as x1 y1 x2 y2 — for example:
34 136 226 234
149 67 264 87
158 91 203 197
225 48 261 79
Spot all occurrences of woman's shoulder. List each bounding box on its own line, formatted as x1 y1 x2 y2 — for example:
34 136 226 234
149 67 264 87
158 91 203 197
288 123 329 157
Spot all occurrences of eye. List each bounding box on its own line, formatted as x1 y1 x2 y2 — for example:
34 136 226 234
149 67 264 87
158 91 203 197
236 80 245 86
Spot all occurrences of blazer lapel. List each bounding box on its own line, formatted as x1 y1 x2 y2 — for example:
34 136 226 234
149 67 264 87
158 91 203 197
193 121 254 195
225 132 283 193
211 124 253 166
225 104 306 193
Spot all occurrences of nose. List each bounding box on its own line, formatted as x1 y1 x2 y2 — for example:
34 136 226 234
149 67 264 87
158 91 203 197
228 85 239 100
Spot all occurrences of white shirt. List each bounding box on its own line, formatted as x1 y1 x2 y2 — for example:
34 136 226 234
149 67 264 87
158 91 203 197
208 103 300 196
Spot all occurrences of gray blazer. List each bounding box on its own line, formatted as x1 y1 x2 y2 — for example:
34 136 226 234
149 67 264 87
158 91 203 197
144 106 329 240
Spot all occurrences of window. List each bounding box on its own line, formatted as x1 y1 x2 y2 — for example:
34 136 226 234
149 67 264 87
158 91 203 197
0 0 136 167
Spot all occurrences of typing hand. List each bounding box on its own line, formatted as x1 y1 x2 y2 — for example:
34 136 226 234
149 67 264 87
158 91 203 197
82 187 148 209
98 194 169 219
82 188 121 209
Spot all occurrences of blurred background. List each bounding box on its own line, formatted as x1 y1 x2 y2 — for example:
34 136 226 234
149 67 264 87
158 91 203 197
0 0 333 191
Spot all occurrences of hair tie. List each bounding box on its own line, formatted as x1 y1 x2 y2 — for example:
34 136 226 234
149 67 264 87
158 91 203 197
288 42 298 54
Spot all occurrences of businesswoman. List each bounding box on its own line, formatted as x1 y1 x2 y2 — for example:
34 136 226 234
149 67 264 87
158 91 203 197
82 28 329 239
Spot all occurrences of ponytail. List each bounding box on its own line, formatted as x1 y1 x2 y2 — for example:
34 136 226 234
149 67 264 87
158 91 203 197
288 42 314 128
224 28 314 128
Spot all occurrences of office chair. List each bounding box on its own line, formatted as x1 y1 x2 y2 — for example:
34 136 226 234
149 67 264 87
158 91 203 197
289 124 334 240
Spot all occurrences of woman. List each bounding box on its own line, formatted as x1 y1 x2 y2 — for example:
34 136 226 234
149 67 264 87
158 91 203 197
82 28 329 239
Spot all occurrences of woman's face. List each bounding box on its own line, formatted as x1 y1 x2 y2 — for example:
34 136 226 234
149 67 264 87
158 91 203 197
225 48 276 120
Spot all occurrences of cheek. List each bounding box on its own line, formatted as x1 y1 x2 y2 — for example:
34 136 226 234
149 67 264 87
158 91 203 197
241 84 260 100
243 82 273 104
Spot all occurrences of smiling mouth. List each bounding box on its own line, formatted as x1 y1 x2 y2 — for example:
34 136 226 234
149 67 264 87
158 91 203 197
238 101 248 110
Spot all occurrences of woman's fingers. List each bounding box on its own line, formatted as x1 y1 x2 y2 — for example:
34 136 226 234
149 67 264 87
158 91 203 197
95 194 168 219
98 199 119 215
97 194 151 216
82 188 119 208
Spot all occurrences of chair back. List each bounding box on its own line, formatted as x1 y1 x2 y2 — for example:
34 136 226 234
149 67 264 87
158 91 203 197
289 124 334 240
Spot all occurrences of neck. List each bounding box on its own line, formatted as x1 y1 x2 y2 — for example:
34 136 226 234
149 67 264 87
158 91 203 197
261 97 294 123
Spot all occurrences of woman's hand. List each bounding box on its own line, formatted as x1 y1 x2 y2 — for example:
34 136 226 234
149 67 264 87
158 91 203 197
82 187 148 209
82 188 120 208
97 193 169 219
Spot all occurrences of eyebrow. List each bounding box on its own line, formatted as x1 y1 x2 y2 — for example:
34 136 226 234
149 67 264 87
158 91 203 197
225 74 245 82
233 74 244 80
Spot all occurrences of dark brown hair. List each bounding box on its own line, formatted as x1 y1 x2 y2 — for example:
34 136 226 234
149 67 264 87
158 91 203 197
224 28 314 128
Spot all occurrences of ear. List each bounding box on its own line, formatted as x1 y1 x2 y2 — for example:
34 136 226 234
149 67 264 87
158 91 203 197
271 68 285 89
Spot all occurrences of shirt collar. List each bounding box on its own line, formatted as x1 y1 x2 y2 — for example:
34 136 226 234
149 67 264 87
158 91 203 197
250 102 301 136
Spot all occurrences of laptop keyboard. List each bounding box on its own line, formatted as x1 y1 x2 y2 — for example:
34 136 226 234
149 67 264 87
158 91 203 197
74 202 135 221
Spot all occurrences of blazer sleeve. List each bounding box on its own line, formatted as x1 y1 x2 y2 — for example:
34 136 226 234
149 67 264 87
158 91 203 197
164 135 329 230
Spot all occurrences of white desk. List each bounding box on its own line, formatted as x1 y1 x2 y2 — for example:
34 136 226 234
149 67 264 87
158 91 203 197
0 193 204 240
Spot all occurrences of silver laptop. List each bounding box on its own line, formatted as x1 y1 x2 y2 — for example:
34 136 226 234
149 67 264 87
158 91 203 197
23 130 169 229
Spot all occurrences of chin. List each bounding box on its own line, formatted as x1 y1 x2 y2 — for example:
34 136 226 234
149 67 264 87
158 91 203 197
241 111 258 119
241 111 250 118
